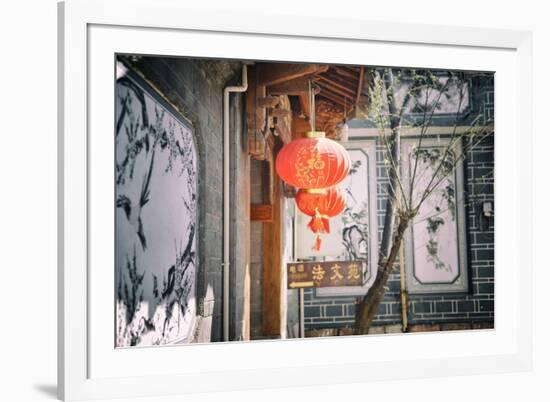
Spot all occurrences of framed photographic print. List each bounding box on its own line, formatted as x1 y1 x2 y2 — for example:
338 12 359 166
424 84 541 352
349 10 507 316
58 0 533 400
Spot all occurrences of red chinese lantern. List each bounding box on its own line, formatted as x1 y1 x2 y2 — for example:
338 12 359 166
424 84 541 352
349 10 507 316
275 131 351 190
296 186 346 250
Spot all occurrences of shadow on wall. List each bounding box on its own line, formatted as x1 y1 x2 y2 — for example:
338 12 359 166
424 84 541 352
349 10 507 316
33 384 57 399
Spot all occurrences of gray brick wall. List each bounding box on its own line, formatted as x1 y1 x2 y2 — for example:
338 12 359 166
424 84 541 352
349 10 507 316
123 56 241 341
304 76 495 331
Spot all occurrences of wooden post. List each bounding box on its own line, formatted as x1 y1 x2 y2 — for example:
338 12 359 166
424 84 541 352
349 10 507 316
291 115 312 140
261 143 284 337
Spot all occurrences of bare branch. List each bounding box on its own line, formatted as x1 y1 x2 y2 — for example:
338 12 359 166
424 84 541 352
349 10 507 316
416 129 493 207
409 74 455 207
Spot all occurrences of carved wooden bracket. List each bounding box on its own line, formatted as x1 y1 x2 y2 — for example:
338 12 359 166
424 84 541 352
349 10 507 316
247 66 268 160
257 96 280 108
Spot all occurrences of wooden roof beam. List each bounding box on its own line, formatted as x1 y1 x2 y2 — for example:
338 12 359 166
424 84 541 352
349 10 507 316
258 63 328 87
320 85 352 104
331 66 359 81
314 77 356 99
267 77 310 95
317 91 346 107
323 71 357 88
318 85 352 106
316 75 356 96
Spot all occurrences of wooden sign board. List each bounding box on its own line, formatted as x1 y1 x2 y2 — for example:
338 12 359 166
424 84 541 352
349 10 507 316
287 260 364 289
250 204 273 222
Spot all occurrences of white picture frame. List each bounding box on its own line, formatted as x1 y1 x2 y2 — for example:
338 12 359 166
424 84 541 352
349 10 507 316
58 0 533 400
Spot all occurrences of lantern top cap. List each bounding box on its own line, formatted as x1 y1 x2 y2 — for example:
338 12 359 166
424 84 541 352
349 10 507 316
303 188 327 194
303 131 325 139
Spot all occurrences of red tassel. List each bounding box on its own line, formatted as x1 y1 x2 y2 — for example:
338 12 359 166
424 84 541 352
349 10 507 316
308 208 330 234
312 235 322 251
323 217 330 233
308 216 326 233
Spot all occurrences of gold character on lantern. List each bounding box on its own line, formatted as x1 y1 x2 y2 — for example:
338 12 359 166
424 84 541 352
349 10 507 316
275 131 351 190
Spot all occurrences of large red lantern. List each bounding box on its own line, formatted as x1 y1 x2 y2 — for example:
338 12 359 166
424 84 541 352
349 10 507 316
296 186 346 250
275 131 351 189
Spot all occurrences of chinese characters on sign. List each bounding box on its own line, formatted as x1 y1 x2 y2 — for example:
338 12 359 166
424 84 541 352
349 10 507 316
287 261 364 289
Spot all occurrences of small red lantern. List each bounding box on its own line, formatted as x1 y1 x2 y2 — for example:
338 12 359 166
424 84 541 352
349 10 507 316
275 131 350 189
296 186 346 250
